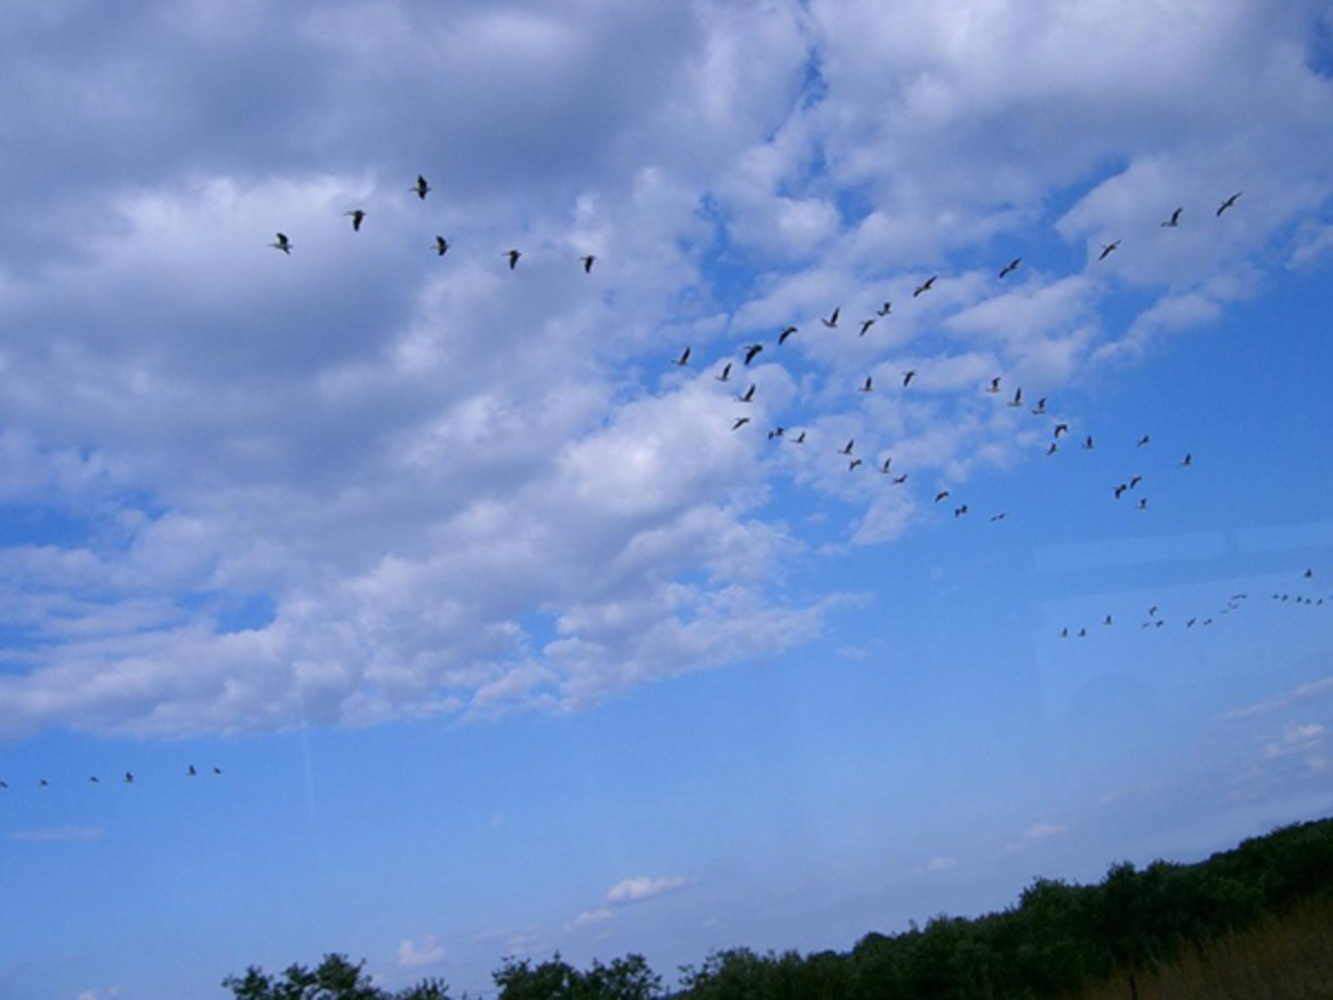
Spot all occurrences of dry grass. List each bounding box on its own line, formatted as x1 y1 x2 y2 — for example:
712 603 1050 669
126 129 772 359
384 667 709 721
1070 897 1333 1000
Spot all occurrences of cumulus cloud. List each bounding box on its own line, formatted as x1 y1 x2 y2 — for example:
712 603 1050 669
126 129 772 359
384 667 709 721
0 0 1328 740
397 936 446 969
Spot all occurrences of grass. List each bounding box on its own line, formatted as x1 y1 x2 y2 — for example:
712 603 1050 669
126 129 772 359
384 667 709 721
1071 896 1333 1000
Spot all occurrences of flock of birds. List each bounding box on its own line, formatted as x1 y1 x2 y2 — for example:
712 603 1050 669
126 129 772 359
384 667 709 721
1055 567 1329 642
1 764 223 793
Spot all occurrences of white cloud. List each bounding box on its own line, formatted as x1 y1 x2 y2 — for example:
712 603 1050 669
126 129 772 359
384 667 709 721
605 875 691 906
397 936 446 969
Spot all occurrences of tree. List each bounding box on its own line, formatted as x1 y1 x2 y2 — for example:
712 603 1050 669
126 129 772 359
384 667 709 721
222 953 451 1000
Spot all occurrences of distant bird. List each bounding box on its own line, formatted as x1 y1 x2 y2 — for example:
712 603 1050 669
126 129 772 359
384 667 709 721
859 318 875 337
0 780 6 789
913 275 937 297
987 376 1002 394
412 174 431 199
767 427 785 441
858 376 873 392
902 370 917 387
1129 475 1143 489
778 326 798 345
715 362 733 383
821 307 840 328
1137 434 1151 447
89 775 100 783
1104 614 1113 626
744 343 764 365
838 439 855 456
1082 435 1094 450
1046 442 1058 456
998 257 1022 278
187 765 197 777
1031 398 1047 415
1148 606 1159 616
1061 628 1069 639
954 504 969 517
124 771 134 784
580 255 596 273
877 302 893 317
849 458 863 471
1054 423 1069 438
1216 192 1242 216
738 384 756 403
1098 240 1121 261
731 417 750 431
270 232 293 255
212 767 222 775
1179 453 1193 467
39 779 48 788
1008 387 1023 407
990 512 1008 522
1186 617 1197 628
1115 484 1128 499
505 249 522 270
1078 628 1087 638
1304 568 1314 579
790 431 806 444
879 457 894 474
891 474 908 485
1161 207 1183 228
432 236 450 256
672 346 691 367
934 490 950 503
344 209 366 231
1137 498 1148 510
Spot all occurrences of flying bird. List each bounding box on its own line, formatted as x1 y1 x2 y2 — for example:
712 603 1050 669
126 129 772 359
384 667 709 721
778 326 798 345
738 384 756 403
187 765 197 777
859 318 875 337
987 376 1002 394
879 458 894 474
858 376 873 392
1137 498 1148 510
821 307 840 328
1046 442 1058 456
790 431 806 444
344 209 366 231
715 362 732 383
1082 435 1094 450
1031 398 1047 415
1115 483 1128 499
1161 207 1183 227
124 772 134 784
412 174 430 199
954 505 969 517
1129 475 1143 489
990 512 1008 522
1179 453 1193 467
1216 192 1242 216
891 473 908 485
270 232 293 255
934 490 950 503
1008 387 1023 407
913 275 937 297
767 427 785 440
998 257 1022 278
839 439 855 456
672 347 691 367
505 249 522 270
1054 423 1069 438
1137 434 1151 447
1098 240 1121 261
744 343 764 365
877 302 893 317
432 236 450 256
848 458 863 471
580 255 596 273
902 370 917 386
731 417 750 431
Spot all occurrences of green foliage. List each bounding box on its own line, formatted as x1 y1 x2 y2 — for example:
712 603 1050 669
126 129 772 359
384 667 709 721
222 952 451 1000
492 951 661 999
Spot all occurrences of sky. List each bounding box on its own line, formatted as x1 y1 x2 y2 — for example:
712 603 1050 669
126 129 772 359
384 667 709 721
1 1 1331 997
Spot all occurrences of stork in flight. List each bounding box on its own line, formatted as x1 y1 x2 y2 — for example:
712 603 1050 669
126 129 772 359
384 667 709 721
821 307 840 328
580 255 596 273
1161 207 1183 228
913 275 937 297
270 232 293 255
412 174 430 199
998 257 1021 278
1216 192 1242 216
1098 240 1121 261
505 249 522 270
344 209 366 231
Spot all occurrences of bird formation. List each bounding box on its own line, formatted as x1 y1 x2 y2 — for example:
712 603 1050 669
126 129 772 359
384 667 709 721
1057 569 1328 641
0 765 223 793
661 192 1253 528
268 173 601 274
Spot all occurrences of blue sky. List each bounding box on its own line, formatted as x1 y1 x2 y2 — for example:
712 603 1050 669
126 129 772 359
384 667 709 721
1 1 1332 997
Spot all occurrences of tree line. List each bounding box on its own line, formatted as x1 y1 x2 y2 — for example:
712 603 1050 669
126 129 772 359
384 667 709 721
224 815 1333 999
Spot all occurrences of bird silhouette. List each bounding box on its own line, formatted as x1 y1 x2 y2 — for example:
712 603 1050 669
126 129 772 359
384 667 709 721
821 307 840 328
838 439 855 456
902 370 917 386
987 376 1001 394
790 431 806 444
1179 453 1193 467
412 174 430 199
744 344 764 365
859 318 875 336
731 417 750 431
879 457 893 474
672 347 691 367
891 473 908 485
877 302 893 316
998 257 1021 278
738 384 756 403
124 771 134 784
505 249 522 269
344 209 366 231
1031 398 1047 415
858 376 873 392
715 362 732 383
1161 207 1183 227
1216 192 1242 216
778 326 798 345
580 255 596 273
1137 434 1151 446
1008 387 1023 407
934 490 950 503
1082 435 1094 450
187 765 197 777
954 505 969 517
432 236 450 256
270 232 293 255
1098 240 1121 261
849 458 863 471
913 275 937 297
